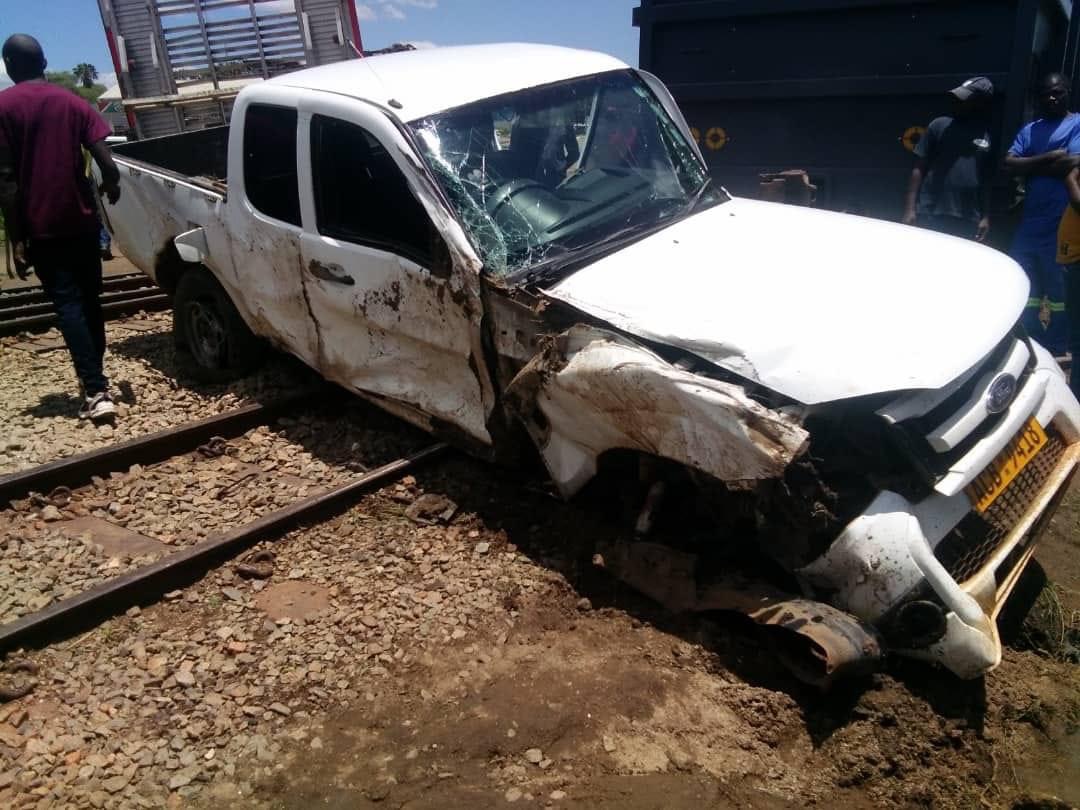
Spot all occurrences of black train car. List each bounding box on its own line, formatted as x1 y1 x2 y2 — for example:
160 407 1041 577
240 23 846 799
634 0 1080 241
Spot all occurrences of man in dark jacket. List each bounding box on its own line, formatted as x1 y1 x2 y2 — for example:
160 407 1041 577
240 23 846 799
903 76 995 241
0 33 122 421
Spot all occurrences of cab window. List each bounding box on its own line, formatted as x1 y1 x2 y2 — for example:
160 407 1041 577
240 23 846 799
243 104 301 226
311 114 434 265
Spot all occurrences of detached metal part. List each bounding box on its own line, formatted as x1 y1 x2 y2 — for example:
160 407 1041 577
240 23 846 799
507 326 809 498
596 541 883 688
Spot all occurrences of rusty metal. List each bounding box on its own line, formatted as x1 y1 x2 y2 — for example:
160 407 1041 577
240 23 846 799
0 273 166 337
0 272 150 305
0 391 328 506
235 549 275 580
0 660 38 703
1 287 167 321
0 293 170 337
596 540 883 687
196 436 229 458
0 443 447 655
759 170 818 206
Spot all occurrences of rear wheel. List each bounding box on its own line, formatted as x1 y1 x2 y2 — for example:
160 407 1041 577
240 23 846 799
173 268 264 383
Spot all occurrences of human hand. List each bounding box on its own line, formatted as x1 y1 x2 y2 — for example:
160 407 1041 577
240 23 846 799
12 241 30 280
100 182 120 205
975 216 990 242
902 208 917 226
1050 152 1080 176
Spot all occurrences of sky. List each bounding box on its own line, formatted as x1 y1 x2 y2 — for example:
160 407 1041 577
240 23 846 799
0 0 641 89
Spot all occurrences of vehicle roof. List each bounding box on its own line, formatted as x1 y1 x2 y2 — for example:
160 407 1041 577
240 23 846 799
265 43 628 121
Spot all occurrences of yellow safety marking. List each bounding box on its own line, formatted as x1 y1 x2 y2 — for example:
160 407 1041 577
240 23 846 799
902 126 926 153
705 127 729 151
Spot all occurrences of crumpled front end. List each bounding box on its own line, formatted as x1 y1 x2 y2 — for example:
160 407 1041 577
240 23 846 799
800 333 1080 678
505 320 1080 681
505 326 809 498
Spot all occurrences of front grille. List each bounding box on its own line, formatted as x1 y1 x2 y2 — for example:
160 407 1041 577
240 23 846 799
934 427 1066 583
891 329 1036 485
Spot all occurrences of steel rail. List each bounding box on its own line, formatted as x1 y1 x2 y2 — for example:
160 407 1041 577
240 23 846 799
0 273 154 308
0 390 330 506
0 293 171 337
1 288 169 321
0 443 447 654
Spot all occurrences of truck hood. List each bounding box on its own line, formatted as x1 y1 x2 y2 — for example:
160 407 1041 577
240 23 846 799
544 198 1029 405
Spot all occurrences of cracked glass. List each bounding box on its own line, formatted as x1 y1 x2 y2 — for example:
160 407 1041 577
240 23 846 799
410 70 717 279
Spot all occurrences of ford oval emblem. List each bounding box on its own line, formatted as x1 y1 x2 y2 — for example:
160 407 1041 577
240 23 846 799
987 374 1018 415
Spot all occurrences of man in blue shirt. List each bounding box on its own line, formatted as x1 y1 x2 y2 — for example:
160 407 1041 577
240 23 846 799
1006 73 1080 355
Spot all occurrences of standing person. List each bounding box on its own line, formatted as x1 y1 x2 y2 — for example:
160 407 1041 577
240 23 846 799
1058 166 1080 397
0 34 121 421
903 77 995 241
1004 72 1080 356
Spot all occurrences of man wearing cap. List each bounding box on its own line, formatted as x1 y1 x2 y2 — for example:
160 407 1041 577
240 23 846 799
1004 72 1080 356
903 76 995 241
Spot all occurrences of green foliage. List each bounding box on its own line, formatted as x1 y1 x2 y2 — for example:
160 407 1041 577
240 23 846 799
46 71 106 104
72 63 99 89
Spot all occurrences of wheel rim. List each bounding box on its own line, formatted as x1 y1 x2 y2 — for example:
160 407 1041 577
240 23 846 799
186 298 227 368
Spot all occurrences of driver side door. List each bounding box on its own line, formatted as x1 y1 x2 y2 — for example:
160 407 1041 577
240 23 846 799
296 97 494 445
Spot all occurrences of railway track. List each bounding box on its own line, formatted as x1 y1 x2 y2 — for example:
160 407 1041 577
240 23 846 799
0 392 446 656
0 272 170 337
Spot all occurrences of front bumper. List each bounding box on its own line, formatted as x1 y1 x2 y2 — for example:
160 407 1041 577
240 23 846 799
799 342 1080 678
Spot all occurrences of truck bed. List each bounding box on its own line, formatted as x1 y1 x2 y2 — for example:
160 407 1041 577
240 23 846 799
111 126 230 192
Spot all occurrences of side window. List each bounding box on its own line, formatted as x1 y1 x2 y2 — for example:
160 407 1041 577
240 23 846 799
243 104 301 226
311 114 434 265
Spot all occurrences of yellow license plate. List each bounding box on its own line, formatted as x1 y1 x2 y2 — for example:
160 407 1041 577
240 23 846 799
966 418 1048 513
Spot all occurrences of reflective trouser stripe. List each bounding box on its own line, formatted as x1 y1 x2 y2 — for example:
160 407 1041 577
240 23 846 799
1027 297 1066 311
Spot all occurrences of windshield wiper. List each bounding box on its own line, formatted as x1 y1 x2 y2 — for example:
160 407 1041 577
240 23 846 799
520 218 670 286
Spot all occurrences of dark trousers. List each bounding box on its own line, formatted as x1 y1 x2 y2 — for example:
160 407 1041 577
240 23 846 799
31 235 108 396
1066 263 1080 400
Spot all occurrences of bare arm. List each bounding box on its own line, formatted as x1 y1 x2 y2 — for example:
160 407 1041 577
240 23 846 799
1065 168 1080 213
975 188 992 242
87 139 121 204
1004 149 1078 177
902 159 926 225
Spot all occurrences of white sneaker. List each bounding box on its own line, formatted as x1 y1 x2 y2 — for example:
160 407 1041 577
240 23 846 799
79 392 117 422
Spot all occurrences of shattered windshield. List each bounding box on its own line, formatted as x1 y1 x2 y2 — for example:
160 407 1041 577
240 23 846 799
409 70 717 278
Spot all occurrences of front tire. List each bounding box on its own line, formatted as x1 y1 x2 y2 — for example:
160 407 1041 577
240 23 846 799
173 268 264 383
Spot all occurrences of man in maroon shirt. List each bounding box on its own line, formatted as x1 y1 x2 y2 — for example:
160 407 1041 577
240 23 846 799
0 34 122 422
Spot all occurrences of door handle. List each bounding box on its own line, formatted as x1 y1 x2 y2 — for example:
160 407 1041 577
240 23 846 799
307 259 354 285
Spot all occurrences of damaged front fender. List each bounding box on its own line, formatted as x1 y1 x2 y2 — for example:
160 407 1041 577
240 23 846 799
506 326 809 497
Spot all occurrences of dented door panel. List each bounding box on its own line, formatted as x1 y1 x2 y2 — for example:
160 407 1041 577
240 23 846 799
298 238 491 442
296 97 494 445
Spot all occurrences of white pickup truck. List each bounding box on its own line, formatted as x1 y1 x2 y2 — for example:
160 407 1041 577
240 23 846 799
102 43 1080 683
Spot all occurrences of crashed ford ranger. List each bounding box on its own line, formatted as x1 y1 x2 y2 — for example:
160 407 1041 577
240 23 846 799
102 44 1080 684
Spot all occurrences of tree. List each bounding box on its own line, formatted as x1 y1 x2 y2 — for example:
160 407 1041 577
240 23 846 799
72 63 99 89
46 71 106 104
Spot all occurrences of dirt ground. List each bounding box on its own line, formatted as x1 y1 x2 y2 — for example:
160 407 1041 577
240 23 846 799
230 454 1080 810
0 320 1077 809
